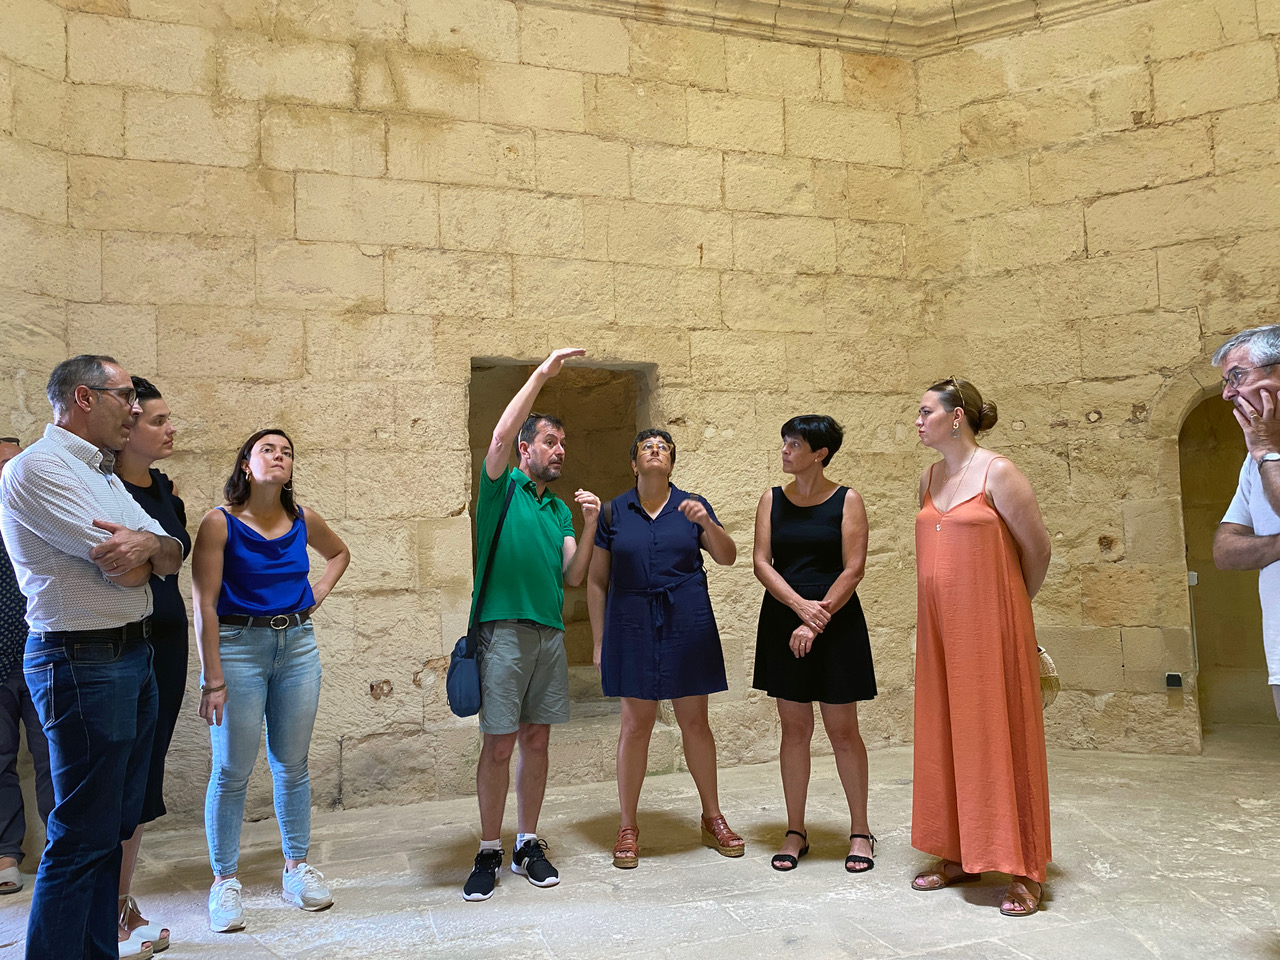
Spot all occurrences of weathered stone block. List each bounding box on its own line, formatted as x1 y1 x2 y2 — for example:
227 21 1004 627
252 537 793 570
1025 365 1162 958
14 69 124 157
724 153 815 216
848 164 921 223
605 200 732 269
278 379 396 449
305 313 438 382
720 272 825 332
218 33 355 106
1091 68 1152 132
519 6 628 76
687 90 784 155
825 276 923 337
385 248 512 318
440 187 583 258
124 91 257 167
0 136 65 224
904 109 963 171
534 132 629 197
478 62 584 133
1158 233 1280 323
1148 0 1260 60
1078 310 1200 379
690 331 787 392
962 203 1085 275
1121 497 1187 564
1029 121 1212 204
0 290 64 381
613 264 721 330
66 304 156 377
70 156 293 237
69 13 214 94
256 241 384 310
102 231 253 305
916 47 1007 113
261 104 385 177
0 63 11 135
328 519 417 591
417 515 473 590
405 0 518 64
836 220 904 278
840 52 916 113
996 14 1150 91
1209 102 1280 174
1087 169 1280 254
347 448 467 519
358 49 479 120
156 306 305 381
271 0 405 44
629 22 725 91
585 75 687 145
513 256 613 324
732 213 837 274
960 87 1095 159
296 173 439 247
0 0 66 76
724 36 821 101
922 157 1029 220
1153 42 1279 122
387 118 533 190
0 214 97 303
1037 626 1123 691
787 102 901 167
630 144 722 208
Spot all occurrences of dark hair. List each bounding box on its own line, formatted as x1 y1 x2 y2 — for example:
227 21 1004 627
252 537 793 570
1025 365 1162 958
224 428 299 520
629 428 676 467
518 413 565 448
781 415 843 467
46 354 116 416
927 377 998 434
131 375 162 405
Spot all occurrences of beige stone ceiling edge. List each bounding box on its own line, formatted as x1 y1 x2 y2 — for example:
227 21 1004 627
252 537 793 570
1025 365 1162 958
527 0 1140 56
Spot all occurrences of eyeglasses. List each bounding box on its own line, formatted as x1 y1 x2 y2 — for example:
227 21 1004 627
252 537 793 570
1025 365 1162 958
85 385 137 406
1220 363 1278 391
639 441 672 454
0 437 18 445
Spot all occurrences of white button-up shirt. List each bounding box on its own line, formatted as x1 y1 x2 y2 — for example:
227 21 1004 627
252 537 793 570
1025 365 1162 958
0 424 176 633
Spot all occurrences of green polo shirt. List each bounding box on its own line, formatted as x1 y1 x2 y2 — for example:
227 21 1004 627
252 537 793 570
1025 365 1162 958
471 466 575 629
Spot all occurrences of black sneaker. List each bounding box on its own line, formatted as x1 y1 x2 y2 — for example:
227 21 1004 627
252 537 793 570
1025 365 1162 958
463 848 504 901
512 838 560 887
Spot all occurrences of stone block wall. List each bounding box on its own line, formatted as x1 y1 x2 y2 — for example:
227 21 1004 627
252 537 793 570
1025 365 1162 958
2 0 1277 818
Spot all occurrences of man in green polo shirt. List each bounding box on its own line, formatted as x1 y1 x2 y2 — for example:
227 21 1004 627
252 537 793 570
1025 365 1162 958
463 347 601 902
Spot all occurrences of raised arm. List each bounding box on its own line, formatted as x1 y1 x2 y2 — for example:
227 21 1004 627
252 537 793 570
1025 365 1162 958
301 506 350 606
987 457 1052 599
1214 522 1280 571
484 348 585 481
191 509 229 727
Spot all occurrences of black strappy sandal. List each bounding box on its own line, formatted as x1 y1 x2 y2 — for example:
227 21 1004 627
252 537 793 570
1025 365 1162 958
845 833 877 873
771 830 810 872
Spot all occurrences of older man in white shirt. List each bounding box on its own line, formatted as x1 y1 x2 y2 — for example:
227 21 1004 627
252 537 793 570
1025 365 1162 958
0 355 182 960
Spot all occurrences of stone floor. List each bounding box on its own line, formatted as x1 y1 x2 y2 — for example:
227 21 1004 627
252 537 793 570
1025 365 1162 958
1 725 1277 959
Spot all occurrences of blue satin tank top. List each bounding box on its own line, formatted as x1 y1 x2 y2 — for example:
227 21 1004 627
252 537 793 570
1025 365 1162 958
215 507 316 617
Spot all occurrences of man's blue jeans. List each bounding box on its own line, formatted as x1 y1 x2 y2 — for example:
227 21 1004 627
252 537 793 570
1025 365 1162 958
22 633 157 960
205 620 321 876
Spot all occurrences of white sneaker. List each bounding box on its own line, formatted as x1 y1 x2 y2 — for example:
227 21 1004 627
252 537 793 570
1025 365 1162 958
208 877 246 933
281 863 333 911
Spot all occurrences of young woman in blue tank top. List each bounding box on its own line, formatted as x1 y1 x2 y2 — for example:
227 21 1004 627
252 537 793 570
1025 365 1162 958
191 428 350 934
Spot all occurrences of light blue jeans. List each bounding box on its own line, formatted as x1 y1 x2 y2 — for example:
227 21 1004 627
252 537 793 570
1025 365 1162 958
205 621 321 876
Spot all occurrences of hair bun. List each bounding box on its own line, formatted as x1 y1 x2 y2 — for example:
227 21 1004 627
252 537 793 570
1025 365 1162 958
978 401 998 432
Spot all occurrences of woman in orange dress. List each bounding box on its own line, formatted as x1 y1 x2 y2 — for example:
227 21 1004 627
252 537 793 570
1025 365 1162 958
911 377 1052 917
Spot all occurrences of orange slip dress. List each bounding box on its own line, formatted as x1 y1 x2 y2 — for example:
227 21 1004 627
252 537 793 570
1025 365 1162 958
912 457 1051 882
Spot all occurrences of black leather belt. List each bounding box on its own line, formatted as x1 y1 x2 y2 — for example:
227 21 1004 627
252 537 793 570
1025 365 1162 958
219 607 314 630
41 619 152 642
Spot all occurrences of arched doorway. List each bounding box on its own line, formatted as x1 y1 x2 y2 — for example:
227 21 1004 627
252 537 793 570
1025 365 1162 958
1179 394 1275 727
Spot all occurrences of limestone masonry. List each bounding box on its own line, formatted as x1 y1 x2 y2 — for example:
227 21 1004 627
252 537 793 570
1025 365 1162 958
2 0 1277 820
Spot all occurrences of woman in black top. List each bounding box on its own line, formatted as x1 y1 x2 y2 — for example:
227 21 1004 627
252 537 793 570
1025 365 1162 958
115 376 190 954
752 415 878 874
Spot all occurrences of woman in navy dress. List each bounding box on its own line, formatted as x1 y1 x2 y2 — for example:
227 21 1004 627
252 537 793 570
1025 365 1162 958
587 430 741 869
114 376 190 955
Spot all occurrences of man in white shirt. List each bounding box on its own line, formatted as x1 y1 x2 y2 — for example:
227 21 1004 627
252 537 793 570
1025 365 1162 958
1212 326 1280 722
0 356 182 960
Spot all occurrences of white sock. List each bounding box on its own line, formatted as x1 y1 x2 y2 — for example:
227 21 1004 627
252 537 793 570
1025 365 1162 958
479 838 502 852
516 833 537 849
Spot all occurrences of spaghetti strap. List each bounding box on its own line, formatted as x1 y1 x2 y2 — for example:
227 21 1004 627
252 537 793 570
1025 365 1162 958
980 455 1009 495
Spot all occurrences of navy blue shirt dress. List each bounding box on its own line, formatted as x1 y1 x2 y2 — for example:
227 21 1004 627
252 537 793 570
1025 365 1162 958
594 485 728 700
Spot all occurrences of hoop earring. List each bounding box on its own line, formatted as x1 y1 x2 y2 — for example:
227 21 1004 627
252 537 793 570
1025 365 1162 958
282 481 293 492
952 421 961 439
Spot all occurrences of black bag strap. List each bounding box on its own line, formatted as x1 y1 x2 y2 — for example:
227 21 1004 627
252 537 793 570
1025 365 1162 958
466 478 517 653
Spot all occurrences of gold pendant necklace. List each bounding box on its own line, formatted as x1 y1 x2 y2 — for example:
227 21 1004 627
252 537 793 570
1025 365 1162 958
935 449 978 532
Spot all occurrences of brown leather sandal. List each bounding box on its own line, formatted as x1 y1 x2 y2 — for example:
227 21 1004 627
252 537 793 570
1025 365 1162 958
911 860 981 890
1000 877 1042 916
612 826 639 869
700 814 745 858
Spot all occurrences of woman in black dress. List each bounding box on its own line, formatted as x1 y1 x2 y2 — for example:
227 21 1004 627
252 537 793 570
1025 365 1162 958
752 415 877 874
115 376 191 953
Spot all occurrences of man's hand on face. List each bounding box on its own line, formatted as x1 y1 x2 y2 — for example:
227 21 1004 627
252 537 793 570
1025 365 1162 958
1234 389 1280 461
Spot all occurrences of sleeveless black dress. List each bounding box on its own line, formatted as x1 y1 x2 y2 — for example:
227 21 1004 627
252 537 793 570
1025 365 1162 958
752 486 877 704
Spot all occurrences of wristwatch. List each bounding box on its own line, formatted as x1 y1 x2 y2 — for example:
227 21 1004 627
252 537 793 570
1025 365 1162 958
1260 452 1280 466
